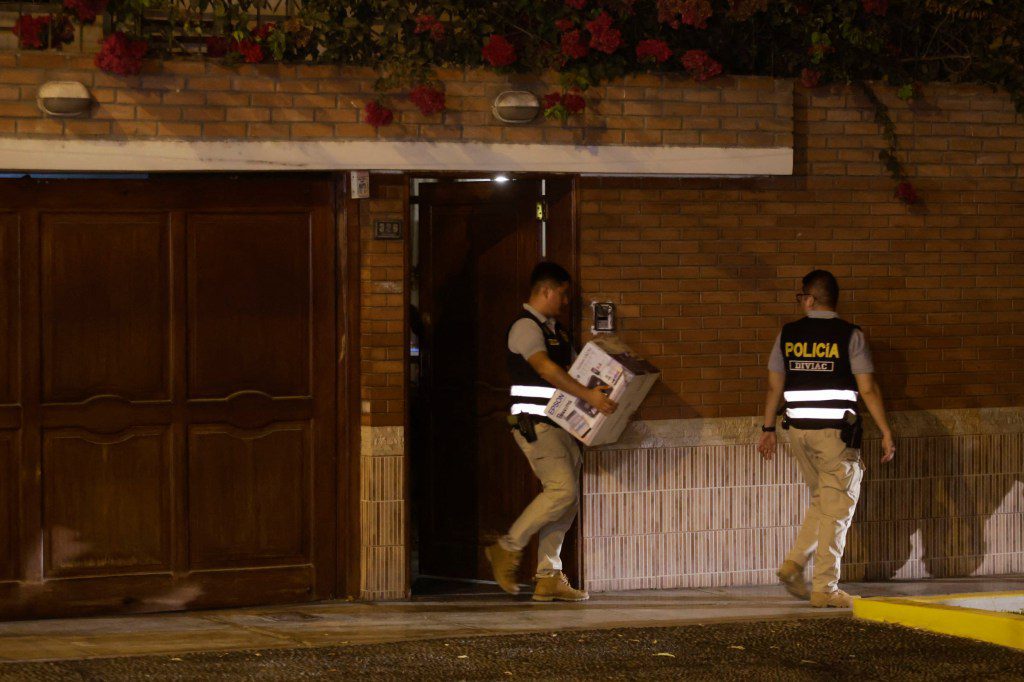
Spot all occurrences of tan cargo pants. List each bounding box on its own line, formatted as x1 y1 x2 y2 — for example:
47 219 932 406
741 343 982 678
499 423 582 577
784 427 864 593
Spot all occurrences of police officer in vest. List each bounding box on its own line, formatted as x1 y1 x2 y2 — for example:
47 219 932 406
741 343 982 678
758 269 896 608
485 262 617 601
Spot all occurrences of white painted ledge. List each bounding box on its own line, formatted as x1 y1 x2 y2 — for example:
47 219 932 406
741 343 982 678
0 137 793 175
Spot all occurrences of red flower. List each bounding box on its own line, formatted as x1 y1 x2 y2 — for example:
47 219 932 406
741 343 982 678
895 181 918 205
364 100 394 128
560 29 589 59
63 0 108 24
205 36 229 57
482 34 516 67
542 92 563 109
586 11 621 54
414 14 445 42
555 19 575 31
800 68 822 88
253 22 276 41
12 15 47 49
862 0 888 17
681 49 722 81
565 0 587 8
635 39 672 64
563 92 586 114
12 15 73 50
679 0 713 28
94 31 148 76
236 38 264 63
409 85 446 115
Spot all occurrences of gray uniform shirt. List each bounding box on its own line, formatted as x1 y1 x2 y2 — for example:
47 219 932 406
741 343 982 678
768 310 874 375
508 303 577 361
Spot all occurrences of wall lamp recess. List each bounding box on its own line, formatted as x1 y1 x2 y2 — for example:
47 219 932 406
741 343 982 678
37 81 92 118
491 90 540 124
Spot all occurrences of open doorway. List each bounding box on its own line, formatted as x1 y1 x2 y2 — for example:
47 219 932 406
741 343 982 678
408 174 578 597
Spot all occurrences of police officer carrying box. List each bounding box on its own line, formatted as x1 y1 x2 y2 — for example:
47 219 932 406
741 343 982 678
486 262 617 601
758 270 896 608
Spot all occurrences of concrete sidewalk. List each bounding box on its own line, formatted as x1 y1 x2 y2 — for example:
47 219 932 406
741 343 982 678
1 576 1021 663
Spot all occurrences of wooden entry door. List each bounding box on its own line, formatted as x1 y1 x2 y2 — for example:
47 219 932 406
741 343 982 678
415 177 577 584
0 175 339 618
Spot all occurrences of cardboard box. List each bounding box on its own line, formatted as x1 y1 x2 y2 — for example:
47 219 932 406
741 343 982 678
544 335 660 446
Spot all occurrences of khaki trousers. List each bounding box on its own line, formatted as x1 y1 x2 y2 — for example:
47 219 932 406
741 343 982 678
499 423 582 577
784 427 864 593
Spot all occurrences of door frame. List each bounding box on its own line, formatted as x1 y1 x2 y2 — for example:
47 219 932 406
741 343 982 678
406 172 582 591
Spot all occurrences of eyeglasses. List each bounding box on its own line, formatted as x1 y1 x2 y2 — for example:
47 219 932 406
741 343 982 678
795 293 814 302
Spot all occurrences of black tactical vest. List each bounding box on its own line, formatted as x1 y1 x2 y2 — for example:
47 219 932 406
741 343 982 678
781 316 860 430
507 310 573 423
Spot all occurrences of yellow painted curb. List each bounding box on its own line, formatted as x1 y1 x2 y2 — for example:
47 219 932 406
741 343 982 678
853 592 1024 651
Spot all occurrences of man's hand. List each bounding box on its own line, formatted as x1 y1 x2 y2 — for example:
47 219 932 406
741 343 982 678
880 432 896 463
758 431 777 461
585 386 617 415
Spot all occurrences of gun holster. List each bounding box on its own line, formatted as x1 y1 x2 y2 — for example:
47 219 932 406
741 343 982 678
840 412 863 449
508 413 538 443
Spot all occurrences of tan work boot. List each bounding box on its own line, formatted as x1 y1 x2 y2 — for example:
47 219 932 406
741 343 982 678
810 589 857 608
532 571 589 602
776 560 810 600
485 543 522 595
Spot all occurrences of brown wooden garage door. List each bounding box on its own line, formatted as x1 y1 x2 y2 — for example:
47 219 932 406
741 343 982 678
0 175 340 618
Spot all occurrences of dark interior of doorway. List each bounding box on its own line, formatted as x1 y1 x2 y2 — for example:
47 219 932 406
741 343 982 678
408 174 578 598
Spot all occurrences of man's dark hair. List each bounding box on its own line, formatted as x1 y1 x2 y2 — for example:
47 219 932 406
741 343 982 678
802 269 839 308
530 261 571 291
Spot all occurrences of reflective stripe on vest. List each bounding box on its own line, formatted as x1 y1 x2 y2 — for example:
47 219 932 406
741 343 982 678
784 389 857 403
510 385 557 399
786 406 855 421
511 403 548 416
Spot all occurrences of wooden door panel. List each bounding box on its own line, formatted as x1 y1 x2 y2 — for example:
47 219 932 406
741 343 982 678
42 427 170 578
187 423 309 569
0 432 15 581
0 176 340 619
187 214 312 399
0 214 19 406
40 213 170 403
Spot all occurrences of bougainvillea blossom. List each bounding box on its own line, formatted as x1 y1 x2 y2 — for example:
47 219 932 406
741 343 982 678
63 0 108 24
800 68 822 88
586 11 622 54
565 0 587 8
364 100 394 128
482 34 516 67
679 0 713 28
12 15 74 50
94 31 148 76
635 39 672 64
409 84 446 115
414 14 445 42
681 49 722 81
560 29 589 59
563 92 586 114
236 38 264 64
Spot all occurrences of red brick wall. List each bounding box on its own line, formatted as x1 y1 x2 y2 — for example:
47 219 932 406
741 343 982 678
359 176 407 427
579 85 1024 419
0 53 792 146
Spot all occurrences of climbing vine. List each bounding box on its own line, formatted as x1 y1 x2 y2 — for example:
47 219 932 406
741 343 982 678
11 1 1024 203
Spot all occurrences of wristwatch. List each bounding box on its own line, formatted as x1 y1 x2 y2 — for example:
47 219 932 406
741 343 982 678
761 425 776 433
